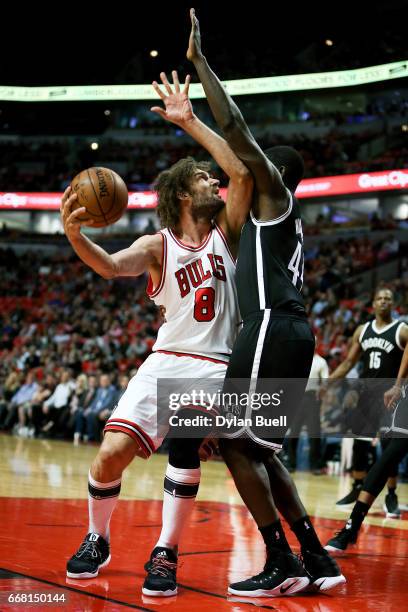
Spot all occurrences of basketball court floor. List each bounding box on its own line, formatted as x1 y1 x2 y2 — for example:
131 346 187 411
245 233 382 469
1 434 407 611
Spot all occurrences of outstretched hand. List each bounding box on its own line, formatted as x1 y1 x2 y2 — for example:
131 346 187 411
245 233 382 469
151 71 193 126
187 7 203 62
384 384 402 410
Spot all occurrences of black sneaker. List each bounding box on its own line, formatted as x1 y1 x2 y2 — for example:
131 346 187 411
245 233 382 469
142 547 178 597
336 482 363 505
66 533 110 579
325 521 358 552
383 491 401 518
302 549 346 591
228 550 310 597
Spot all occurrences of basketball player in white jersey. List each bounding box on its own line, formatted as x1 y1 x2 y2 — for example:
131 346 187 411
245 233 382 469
61 72 253 596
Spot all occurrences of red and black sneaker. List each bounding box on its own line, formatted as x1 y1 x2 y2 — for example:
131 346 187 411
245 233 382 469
142 547 178 597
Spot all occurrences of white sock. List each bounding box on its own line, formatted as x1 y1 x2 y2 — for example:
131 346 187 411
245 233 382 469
88 471 121 542
156 464 201 550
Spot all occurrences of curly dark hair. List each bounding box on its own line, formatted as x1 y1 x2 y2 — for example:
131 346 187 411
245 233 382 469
154 157 212 229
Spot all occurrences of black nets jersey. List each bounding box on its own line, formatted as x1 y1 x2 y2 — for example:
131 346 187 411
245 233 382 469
235 192 306 318
359 319 405 380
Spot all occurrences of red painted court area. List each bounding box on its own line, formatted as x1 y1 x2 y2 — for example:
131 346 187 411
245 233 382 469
0 498 407 611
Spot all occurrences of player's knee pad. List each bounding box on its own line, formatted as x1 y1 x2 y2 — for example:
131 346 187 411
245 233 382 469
168 436 202 469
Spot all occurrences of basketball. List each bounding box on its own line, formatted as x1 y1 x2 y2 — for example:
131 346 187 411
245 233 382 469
70 167 128 227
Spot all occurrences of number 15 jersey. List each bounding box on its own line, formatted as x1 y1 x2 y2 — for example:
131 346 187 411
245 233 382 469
359 319 404 380
147 222 240 362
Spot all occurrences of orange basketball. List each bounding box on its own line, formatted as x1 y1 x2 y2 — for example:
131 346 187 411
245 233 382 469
70 167 128 227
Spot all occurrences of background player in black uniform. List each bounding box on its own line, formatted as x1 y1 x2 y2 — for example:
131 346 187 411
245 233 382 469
328 288 408 515
326 338 408 552
188 9 345 596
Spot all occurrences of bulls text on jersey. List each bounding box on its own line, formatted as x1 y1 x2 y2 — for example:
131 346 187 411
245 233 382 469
175 254 226 298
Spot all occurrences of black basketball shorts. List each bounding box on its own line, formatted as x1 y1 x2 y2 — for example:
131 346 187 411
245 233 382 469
386 387 408 438
222 310 315 450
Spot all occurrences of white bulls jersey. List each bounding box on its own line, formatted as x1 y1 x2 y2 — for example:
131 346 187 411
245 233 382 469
146 222 240 362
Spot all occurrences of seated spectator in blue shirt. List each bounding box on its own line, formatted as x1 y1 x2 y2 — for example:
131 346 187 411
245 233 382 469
3 371 38 431
83 374 118 441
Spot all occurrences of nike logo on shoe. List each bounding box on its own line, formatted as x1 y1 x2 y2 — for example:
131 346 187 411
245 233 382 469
280 579 298 594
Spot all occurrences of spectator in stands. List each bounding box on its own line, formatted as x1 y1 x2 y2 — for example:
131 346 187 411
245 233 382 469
16 345 41 371
0 371 21 428
82 374 117 442
41 369 75 436
92 374 130 441
67 374 89 440
27 374 56 437
72 374 98 445
288 348 329 474
1 371 38 431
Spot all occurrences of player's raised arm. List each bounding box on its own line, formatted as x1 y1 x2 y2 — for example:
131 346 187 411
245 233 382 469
329 325 363 380
61 187 162 279
151 70 253 240
187 8 287 213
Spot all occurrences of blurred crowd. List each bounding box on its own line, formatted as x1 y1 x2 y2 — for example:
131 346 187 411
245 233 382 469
1 133 407 193
1 75 407 194
0 230 406 445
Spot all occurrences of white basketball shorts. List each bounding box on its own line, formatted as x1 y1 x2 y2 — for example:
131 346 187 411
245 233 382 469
104 351 228 457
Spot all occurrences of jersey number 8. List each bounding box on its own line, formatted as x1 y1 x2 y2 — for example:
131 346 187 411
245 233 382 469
194 288 216 322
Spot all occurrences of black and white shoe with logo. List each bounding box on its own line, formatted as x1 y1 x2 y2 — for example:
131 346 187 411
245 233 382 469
336 483 363 505
142 547 178 597
66 533 111 579
383 491 401 518
228 550 310 597
325 520 358 553
302 549 346 591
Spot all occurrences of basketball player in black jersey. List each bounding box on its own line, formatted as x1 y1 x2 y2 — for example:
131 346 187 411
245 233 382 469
326 325 408 552
188 9 345 596
327 288 408 515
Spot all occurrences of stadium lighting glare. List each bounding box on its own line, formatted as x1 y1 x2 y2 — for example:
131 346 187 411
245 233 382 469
402 124 408 132
150 50 159 58
325 39 334 46
90 142 99 150
1 60 407 100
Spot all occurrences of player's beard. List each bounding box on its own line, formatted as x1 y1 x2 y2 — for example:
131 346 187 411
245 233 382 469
375 302 392 317
191 191 224 222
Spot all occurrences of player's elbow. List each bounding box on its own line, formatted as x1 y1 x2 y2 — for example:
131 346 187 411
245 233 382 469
100 260 119 279
231 168 253 193
235 165 252 181
99 270 116 280
220 107 243 135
